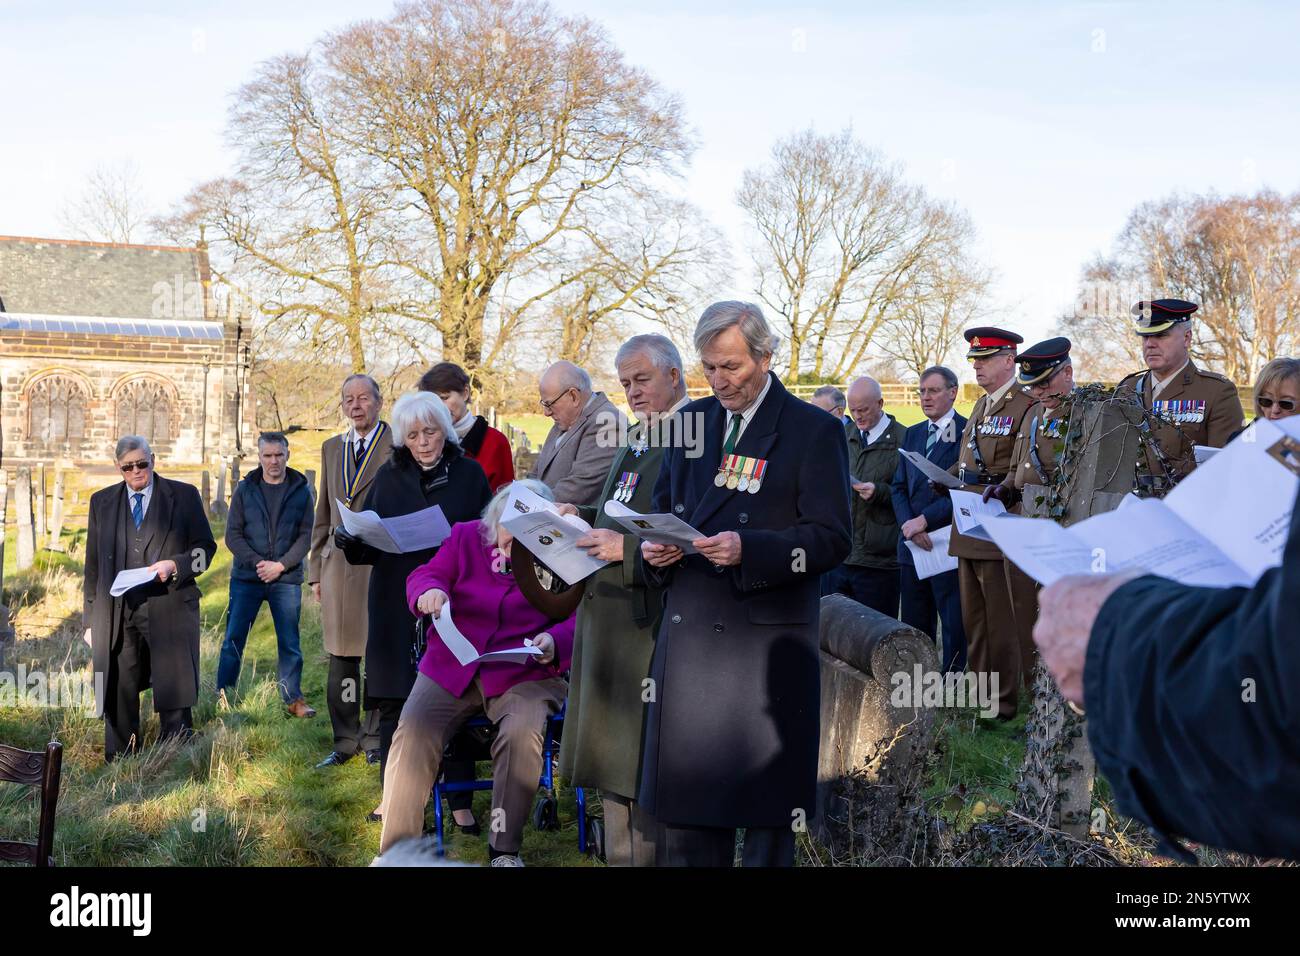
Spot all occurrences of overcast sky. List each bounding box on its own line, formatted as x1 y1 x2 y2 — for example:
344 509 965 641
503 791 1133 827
3 0 1298 352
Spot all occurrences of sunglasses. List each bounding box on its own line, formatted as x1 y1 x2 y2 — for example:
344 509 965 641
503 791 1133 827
1258 397 1297 411
119 460 152 473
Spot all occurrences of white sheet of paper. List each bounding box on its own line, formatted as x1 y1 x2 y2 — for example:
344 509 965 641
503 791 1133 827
950 489 1007 542
501 509 606 585
430 600 544 666
336 499 452 554
900 450 962 488
985 417 1300 589
110 567 158 597
502 482 593 531
602 499 706 554
904 525 959 579
1193 445 1219 464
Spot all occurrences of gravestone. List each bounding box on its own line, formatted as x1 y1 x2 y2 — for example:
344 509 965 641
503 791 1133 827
47 470 66 552
201 470 212 517
34 463 46 551
1016 391 1148 838
15 467 35 570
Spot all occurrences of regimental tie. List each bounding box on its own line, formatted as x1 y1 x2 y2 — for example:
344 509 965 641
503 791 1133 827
722 413 742 458
131 492 144 530
926 422 938 454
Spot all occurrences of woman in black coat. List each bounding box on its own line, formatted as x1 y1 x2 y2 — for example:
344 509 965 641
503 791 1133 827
337 391 491 826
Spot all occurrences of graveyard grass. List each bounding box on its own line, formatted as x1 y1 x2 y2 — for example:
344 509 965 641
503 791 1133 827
2 418 1017 867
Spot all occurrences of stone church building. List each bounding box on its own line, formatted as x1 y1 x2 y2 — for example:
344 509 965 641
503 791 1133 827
0 235 255 466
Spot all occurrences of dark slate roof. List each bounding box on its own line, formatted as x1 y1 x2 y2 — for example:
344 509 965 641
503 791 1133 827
0 235 210 319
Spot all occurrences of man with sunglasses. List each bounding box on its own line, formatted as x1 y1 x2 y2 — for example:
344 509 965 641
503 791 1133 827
1115 299 1245 489
83 436 217 761
526 360 624 506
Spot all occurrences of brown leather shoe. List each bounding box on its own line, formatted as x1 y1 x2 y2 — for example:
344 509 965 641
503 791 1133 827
288 698 317 718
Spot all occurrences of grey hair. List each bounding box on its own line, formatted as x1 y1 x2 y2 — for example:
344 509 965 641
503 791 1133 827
693 301 780 361
390 391 460 448
480 479 554 544
257 431 289 451
812 385 846 408
920 365 959 390
341 373 381 402
545 361 592 395
616 334 685 377
114 435 153 461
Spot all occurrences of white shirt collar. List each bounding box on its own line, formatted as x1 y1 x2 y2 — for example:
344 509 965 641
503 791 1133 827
927 407 956 431
126 478 155 515
349 421 382 448
728 374 773 440
863 413 892 446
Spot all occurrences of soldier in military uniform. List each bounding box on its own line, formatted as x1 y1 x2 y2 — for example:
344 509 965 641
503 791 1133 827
1115 299 1245 489
944 327 1038 719
985 337 1076 673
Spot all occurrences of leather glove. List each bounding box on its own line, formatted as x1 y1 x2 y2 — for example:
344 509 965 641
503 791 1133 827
982 484 1021 507
333 526 360 552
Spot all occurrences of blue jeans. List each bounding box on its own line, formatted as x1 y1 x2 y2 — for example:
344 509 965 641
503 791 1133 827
217 578 304 703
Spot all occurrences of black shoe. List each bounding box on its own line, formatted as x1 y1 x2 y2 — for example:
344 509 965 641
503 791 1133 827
315 750 354 768
365 749 381 765
367 811 382 823
458 821 482 837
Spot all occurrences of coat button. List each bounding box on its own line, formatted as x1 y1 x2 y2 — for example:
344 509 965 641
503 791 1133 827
738 512 749 524
585 591 593 599
713 623 724 632
714 564 725 574
671 614 682 624
674 504 685 515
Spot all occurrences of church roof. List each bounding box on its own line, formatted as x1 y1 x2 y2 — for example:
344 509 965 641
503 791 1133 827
0 312 224 340
0 235 211 319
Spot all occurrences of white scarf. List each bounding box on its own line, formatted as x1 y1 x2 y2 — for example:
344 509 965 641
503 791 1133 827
453 410 476 440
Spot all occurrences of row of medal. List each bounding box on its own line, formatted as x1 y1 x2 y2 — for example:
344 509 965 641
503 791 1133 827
1039 417 1064 439
1152 399 1207 424
714 453 768 493
977 415 1015 436
611 471 640 502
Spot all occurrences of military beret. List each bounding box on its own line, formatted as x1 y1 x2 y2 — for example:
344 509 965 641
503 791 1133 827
1017 336 1072 385
1131 298 1198 336
964 326 1023 359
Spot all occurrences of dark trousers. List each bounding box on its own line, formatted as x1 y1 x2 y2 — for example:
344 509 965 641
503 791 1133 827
827 564 900 618
326 654 380 756
899 561 967 672
105 603 192 762
216 578 304 703
371 694 472 811
658 823 795 867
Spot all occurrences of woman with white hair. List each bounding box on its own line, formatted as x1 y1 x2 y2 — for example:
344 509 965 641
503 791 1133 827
378 479 575 867
335 390 491 824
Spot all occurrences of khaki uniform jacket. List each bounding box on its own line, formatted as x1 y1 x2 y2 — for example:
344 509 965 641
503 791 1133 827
306 423 394 657
1000 401 1066 510
1115 360 1244 483
948 383 1038 560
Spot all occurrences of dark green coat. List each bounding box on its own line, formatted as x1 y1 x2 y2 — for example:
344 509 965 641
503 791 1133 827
845 415 907 569
557 425 668 799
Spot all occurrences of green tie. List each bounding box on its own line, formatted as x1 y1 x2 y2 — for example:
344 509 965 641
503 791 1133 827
722 413 742 458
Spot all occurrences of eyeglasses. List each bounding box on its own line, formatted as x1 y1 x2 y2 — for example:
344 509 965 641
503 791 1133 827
539 386 576 411
1258 397 1297 411
119 460 151 473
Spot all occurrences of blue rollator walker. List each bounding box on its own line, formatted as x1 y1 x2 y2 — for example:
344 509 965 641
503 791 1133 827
431 700 605 860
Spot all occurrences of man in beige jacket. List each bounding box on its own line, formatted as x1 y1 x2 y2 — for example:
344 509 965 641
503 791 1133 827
307 373 391 768
527 361 625 507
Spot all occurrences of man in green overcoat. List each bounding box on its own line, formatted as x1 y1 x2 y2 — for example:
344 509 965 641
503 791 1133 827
556 333 689 866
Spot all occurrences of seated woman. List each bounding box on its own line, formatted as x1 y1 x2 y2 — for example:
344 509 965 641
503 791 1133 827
335 391 491 825
378 479 575 867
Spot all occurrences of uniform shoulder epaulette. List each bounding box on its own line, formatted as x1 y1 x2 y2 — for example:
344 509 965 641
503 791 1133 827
1194 367 1236 385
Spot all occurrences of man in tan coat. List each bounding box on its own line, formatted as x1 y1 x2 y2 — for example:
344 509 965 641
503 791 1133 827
527 361 625 506
307 373 392 768
946 327 1038 720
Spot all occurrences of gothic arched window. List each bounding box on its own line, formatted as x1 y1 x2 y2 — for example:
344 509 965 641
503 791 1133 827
27 375 88 445
115 379 174 444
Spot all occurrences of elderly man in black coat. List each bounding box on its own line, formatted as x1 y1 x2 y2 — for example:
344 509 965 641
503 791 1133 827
1034 487 1300 861
83 435 217 762
640 301 852 867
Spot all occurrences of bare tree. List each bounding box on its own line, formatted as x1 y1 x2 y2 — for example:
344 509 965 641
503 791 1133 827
738 128 984 380
59 159 149 244
322 0 693 370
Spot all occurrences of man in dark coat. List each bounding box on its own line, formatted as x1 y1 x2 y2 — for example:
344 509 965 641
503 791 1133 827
556 333 689 867
216 431 316 716
640 301 852 867
891 365 967 671
1033 486 1300 861
83 435 217 762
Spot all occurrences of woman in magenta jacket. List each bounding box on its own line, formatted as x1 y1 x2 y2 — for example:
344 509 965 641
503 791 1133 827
378 479 575 867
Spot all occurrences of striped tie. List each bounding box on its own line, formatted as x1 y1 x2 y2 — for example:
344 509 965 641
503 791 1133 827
132 493 144 529
926 422 938 454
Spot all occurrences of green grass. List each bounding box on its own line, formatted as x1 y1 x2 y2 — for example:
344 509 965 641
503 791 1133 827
0 517 594 867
